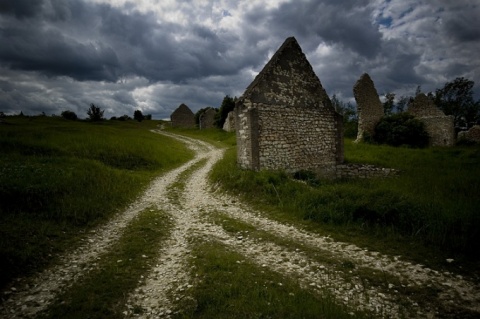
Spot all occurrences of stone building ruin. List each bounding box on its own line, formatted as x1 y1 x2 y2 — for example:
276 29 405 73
458 125 480 143
222 111 235 132
199 108 217 129
407 93 455 146
235 37 344 177
170 103 195 128
353 73 384 142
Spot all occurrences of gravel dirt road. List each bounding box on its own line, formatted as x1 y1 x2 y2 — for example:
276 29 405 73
1 131 479 318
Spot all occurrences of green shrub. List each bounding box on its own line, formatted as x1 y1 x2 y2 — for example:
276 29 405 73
374 113 429 148
61 110 78 120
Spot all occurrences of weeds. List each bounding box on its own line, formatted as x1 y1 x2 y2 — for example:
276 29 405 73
210 138 480 262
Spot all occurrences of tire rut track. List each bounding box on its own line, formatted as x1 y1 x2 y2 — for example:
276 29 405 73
2 131 479 319
0 131 205 319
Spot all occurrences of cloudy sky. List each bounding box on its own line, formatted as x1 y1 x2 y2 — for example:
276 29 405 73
1 0 479 119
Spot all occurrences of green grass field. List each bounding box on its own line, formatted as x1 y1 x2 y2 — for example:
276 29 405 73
2 119 480 316
209 134 480 268
0 116 193 288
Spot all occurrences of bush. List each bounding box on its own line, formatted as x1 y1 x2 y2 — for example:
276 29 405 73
61 110 78 121
374 113 429 148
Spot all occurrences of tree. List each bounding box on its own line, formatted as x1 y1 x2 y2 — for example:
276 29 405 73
133 109 144 122
383 93 395 115
331 94 358 138
435 77 479 128
214 95 236 128
87 103 104 121
395 96 409 113
61 110 78 120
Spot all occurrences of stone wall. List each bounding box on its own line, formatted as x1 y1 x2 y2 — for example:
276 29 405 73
235 37 343 177
336 164 398 179
223 111 235 132
170 103 195 128
407 94 455 146
199 108 216 129
353 73 384 142
458 125 480 143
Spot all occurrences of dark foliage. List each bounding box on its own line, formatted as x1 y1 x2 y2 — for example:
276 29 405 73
214 95 236 128
61 110 78 121
133 110 144 122
87 103 104 121
374 113 429 148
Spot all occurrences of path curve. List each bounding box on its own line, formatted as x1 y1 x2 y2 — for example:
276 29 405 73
1 131 479 319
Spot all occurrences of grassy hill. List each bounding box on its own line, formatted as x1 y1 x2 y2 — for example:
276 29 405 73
0 116 193 288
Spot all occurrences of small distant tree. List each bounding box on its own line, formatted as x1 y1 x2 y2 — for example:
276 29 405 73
383 93 395 115
214 95 236 128
435 77 479 128
133 109 144 122
144 114 152 120
61 110 78 120
0 111 5 118
395 96 410 113
118 114 131 121
87 103 104 121
331 94 357 138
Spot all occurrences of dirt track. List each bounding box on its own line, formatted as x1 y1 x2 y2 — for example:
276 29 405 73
1 131 479 318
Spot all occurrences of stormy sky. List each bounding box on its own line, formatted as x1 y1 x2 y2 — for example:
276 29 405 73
1 0 479 119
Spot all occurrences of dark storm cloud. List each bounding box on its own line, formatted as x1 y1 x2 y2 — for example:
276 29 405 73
0 0 252 84
0 0 43 19
0 0 479 118
443 10 480 42
267 0 382 58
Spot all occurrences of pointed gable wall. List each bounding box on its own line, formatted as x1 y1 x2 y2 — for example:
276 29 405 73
170 103 195 128
235 37 343 176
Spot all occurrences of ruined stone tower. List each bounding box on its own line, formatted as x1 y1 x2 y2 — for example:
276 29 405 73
407 93 455 146
353 73 384 142
235 37 343 176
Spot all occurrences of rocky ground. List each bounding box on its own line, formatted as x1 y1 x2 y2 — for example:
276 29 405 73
1 131 479 318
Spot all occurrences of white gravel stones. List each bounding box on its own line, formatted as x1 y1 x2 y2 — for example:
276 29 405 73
1 130 479 319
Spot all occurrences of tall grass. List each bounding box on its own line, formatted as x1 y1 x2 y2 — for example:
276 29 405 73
0 116 193 287
210 138 480 261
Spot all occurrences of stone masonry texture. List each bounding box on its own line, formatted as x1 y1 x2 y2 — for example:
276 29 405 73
199 108 216 129
407 93 455 146
223 111 235 132
235 37 343 177
170 103 195 128
353 73 384 142
458 125 480 143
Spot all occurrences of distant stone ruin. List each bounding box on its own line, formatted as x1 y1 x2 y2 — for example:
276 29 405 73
222 111 235 132
235 37 344 177
407 93 455 146
353 73 384 142
199 108 216 129
457 125 480 143
170 103 195 128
